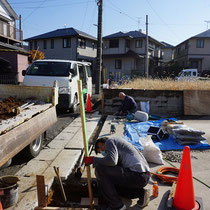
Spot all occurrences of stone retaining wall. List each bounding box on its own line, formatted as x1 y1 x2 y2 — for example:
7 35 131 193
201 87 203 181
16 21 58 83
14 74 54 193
103 89 184 117
102 89 210 116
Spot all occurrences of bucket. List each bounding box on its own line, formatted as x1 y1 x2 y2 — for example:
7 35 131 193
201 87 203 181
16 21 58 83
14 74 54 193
0 176 19 209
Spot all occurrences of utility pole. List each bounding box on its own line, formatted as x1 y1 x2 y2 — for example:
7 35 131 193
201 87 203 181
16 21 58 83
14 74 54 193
19 15 22 46
145 15 149 78
95 0 103 94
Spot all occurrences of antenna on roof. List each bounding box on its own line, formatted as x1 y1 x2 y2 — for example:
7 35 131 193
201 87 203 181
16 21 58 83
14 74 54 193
204 20 210 30
137 17 141 30
64 24 67 28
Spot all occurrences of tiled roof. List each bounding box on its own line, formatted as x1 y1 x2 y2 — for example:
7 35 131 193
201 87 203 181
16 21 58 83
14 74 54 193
24 27 97 41
193 29 210 38
103 30 146 39
103 30 163 46
161 41 174 48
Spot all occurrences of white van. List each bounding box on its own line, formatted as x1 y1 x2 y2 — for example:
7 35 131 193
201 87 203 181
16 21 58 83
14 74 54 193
176 69 198 81
22 59 92 112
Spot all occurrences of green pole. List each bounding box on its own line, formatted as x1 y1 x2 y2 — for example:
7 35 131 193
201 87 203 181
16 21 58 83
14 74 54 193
77 80 93 210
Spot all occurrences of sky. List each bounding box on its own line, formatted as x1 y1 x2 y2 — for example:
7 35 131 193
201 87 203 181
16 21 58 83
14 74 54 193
7 0 210 46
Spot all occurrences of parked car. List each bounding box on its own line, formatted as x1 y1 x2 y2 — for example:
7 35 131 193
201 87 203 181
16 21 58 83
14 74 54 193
201 70 210 78
22 59 92 112
176 69 198 81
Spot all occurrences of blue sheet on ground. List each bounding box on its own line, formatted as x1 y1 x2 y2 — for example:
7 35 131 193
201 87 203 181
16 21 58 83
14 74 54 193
123 118 210 151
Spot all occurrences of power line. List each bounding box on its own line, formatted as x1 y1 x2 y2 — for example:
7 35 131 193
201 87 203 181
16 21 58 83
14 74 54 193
9 0 59 4
145 0 182 41
81 0 91 30
105 0 138 23
87 4 97 34
22 0 48 22
12 1 95 9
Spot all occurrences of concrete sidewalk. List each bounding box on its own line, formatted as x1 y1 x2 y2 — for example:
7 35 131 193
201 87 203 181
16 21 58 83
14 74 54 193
7 111 101 210
96 115 210 210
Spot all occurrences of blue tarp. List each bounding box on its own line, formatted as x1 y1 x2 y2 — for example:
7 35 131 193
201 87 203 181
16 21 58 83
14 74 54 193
123 119 210 151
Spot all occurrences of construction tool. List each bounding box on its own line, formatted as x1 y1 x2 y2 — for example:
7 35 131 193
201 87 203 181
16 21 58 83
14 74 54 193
53 166 67 203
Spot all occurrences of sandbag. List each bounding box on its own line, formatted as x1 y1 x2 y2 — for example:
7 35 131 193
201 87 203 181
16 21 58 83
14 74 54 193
134 111 149 122
139 136 164 165
140 101 150 114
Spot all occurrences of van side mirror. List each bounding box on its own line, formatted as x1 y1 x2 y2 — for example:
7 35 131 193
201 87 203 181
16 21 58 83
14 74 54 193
22 70 26 76
69 68 75 75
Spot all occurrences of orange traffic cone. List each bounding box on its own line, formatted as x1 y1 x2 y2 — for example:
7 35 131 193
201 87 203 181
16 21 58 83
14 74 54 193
0 201 3 210
173 146 199 210
86 94 92 113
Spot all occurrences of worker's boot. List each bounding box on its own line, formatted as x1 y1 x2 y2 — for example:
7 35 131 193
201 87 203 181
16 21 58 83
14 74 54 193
137 188 150 208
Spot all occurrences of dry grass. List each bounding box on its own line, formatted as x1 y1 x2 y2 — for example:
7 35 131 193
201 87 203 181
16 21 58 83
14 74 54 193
119 78 210 90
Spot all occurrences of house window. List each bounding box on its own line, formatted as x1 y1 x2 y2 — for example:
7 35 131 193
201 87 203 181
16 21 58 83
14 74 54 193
196 39 204 48
43 40 47 49
63 38 71 48
78 38 86 49
92 42 95 50
135 40 142 48
34 40 37 50
185 42 188 49
29 41 33 50
126 39 130 48
177 47 181 55
51 39 54 49
109 39 119 48
115 59 122 69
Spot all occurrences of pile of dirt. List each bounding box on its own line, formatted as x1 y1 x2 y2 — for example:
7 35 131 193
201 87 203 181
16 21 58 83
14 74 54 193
0 97 25 121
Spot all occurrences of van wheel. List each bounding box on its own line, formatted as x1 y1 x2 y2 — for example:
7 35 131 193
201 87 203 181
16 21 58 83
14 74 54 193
24 134 43 158
71 95 78 113
0 159 12 169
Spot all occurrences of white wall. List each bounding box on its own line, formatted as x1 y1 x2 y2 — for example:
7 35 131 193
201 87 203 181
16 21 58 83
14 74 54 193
77 39 96 58
35 37 77 60
0 2 13 21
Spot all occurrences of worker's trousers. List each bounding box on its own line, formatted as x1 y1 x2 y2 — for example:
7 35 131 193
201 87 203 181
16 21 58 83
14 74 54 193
95 164 150 209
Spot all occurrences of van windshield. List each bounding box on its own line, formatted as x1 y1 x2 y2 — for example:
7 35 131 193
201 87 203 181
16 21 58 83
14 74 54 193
26 61 71 76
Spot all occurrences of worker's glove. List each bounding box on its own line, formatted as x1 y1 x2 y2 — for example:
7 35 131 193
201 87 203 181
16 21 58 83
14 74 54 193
84 156 93 166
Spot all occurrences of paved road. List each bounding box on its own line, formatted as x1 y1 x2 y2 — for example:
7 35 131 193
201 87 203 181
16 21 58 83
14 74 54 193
0 109 78 177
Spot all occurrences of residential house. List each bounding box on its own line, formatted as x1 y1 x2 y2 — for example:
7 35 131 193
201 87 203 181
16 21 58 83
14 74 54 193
102 30 163 81
0 0 28 84
24 27 97 79
161 41 174 63
174 29 210 73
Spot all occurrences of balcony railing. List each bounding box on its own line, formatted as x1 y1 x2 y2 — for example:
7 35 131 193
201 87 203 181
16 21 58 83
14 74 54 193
0 20 22 42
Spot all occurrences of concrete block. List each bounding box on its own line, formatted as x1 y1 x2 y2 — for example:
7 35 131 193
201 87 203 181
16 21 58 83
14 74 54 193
15 176 36 203
53 131 76 140
50 149 82 179
34 148 62 161
15 159 50 177
65 129 84 149
62 126 80 134
47 139 70 149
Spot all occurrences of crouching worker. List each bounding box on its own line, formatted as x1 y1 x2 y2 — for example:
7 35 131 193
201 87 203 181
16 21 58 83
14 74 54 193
117 92 137 116
84 137 150 210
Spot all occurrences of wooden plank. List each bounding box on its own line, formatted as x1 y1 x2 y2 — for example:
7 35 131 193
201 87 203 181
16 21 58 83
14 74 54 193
0 106 57 167
80 197 98 207
34 207 83 210
0 85 53 101
184 90 210 115
36 175 47 207
0 103 52 134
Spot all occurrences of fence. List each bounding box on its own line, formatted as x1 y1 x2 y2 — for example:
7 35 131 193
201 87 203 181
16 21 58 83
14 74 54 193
0 20 22 42
0 74 17 84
